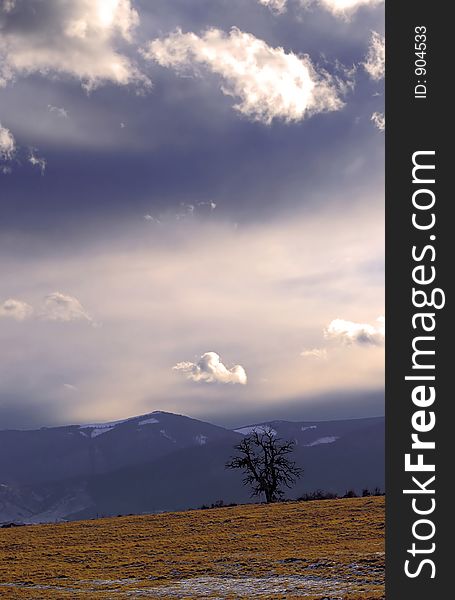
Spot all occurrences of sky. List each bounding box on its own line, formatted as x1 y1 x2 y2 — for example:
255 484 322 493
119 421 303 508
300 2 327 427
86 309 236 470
0 0 384 429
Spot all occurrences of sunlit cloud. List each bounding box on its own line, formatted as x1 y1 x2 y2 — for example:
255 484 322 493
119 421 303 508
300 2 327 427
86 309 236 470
0 298 34 321
48 105 69 118
371 111 384 131
41 292 94 324
173 352 248 385
0 122 15 161
0 0 150 90
257 0 288 13
325 316 385 346
363 31 385 81
28 149 46 174
303 0 383 18
143 27 344 124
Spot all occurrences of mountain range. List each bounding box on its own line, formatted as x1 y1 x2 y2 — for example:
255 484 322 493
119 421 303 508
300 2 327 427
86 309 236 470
0 411 384 524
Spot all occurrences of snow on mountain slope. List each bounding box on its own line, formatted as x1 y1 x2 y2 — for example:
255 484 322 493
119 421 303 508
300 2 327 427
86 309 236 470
234 426 277 436
138 417 160 426
305 436 339 447
233 417 383 450
79 412 162 437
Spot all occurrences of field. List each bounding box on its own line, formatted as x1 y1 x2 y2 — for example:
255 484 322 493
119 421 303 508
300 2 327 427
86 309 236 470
0 496 384 599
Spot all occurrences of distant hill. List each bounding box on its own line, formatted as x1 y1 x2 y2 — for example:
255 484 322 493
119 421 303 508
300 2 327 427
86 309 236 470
0 412 384 523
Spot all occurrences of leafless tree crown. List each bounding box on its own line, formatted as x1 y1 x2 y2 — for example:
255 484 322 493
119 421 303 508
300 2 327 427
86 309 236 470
226 426 303 503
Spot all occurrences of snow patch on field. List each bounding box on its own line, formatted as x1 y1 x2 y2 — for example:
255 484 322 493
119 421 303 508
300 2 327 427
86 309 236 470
301 425 317 432
0 573 381 597
125 574 376 597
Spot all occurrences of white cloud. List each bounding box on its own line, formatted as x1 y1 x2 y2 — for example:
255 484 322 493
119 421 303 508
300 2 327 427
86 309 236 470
363 31 385 81
144 202 216 225
258 0 288 13
41 292 94 324
176 202 195 220
259 0 383 16
144 214 161 224
371 111 384 131
0 298 34 321
304 0 383 18
143 27 344 124
300 347 328 359
2 0 16 14
318 0 383 15
0 0 150 90
0 122 15 160
173 352 247 385
63 383 78 391
197 201 217 211
48 105 68 118
28 149 46 174
0 292 95 324
325 316 384 346
1 125 47 175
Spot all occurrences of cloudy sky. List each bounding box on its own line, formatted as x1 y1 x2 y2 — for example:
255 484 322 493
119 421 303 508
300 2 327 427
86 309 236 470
0 0 384 429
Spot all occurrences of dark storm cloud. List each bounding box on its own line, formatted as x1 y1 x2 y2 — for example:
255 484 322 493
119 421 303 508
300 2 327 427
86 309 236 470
0 76 384 236
0 109 383 229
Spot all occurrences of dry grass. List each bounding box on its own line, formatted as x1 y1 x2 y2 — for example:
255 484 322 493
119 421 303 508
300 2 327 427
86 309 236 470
0 496 384 599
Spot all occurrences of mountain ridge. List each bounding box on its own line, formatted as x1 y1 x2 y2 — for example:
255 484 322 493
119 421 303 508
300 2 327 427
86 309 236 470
0 410 385 433
0 411 384 524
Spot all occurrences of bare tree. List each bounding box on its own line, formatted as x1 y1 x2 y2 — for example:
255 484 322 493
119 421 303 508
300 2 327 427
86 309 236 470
226 426 303 503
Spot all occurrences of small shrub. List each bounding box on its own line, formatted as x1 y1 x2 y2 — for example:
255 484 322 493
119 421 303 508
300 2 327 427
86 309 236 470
298 490 338 502
343 490 358 499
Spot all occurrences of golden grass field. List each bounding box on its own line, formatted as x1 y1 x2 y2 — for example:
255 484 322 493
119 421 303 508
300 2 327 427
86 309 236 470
0 496 384 599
